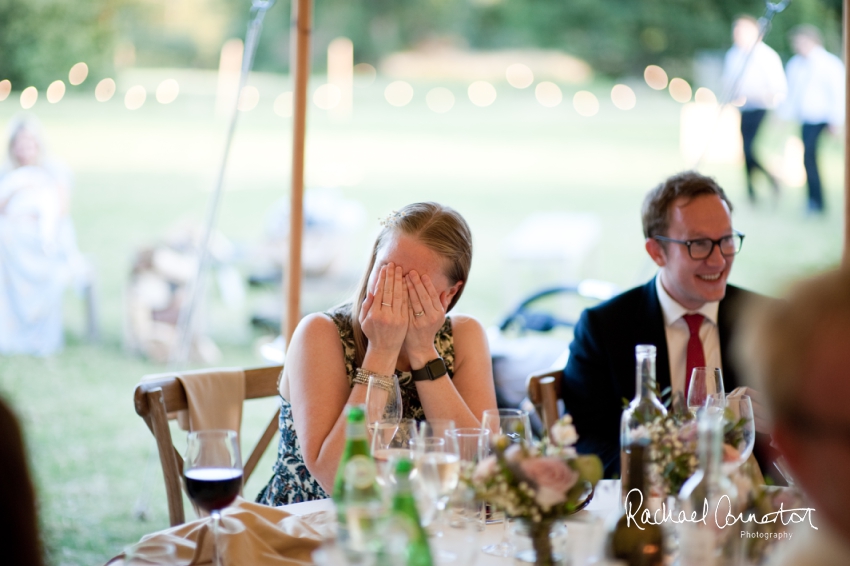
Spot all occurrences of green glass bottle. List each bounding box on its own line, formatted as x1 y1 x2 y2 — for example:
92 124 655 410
339 455 384 558
333 404 372 503
390 458 433 566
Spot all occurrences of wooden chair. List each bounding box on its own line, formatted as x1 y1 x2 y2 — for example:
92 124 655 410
133 365 283 526
526 368 563 434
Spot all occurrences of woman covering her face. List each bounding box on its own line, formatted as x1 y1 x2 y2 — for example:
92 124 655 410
257 202 497 505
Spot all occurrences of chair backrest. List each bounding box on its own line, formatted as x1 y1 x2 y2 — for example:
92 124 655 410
526 369 562 434
133 365 283 526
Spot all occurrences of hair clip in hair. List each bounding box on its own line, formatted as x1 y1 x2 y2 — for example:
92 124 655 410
379 210 407 228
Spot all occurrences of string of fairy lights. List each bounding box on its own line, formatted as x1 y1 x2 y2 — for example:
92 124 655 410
0 60 721 117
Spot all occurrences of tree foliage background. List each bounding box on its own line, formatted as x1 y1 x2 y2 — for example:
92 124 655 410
0 0 843 89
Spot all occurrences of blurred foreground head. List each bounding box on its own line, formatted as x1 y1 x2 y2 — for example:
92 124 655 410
0 396 43 566
743 268 850 542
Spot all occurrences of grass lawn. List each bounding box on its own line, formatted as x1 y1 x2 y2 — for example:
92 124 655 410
0 70 844 565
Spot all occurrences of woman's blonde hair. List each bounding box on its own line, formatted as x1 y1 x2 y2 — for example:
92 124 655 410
349 202 472 368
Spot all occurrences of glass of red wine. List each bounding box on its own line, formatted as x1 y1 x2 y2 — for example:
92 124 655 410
184 430 242 566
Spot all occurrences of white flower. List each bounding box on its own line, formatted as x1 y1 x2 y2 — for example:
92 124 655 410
550 421 579 447
473 455 498 482
504 444 525 464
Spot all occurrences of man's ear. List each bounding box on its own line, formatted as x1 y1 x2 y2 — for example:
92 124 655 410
645 238 667 267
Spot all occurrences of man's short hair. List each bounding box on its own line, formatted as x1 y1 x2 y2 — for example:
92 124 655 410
740 268 850 420
789 24 823 45
641 171 734 239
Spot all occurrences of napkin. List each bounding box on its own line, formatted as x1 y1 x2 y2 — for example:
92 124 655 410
111 498 335 566
174 368 245 435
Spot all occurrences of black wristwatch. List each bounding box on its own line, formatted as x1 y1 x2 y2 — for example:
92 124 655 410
411 357 448 382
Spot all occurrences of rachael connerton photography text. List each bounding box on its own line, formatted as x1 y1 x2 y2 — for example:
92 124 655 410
623 489 817 533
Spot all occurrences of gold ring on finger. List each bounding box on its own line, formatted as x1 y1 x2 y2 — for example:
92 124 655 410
414 311 425 317
381 302 392 307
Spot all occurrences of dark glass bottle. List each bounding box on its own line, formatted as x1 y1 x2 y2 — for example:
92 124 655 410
611 444 664 566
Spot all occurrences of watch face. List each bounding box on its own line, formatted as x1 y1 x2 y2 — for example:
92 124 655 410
427 358 447 379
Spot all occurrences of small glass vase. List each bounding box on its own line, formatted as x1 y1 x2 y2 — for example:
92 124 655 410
510 518 568 566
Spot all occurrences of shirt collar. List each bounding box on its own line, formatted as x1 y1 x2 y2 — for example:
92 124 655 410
655 273 719 327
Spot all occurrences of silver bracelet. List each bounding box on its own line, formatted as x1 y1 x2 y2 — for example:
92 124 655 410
354 368 394 391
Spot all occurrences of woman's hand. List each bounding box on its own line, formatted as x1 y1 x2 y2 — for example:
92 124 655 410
403 270 448 369
360 262 409 359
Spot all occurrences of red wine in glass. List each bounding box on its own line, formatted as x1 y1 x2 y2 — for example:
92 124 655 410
184 430 242 566
184 467 243 513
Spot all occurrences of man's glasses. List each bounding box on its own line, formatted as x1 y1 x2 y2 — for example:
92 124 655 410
653 231 745 260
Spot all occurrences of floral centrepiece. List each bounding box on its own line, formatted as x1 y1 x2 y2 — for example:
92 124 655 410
463 415 603 566
638 409 747 498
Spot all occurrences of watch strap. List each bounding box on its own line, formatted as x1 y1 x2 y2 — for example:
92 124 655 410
411 357 448 382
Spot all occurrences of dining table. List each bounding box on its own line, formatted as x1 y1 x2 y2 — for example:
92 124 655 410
114 480 622 566
298 479 621 566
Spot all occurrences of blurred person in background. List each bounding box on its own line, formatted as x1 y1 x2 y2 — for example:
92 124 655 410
744 268 850 565
722 14 786 203
779 24 845 214
0 116 94 356
0 396 44 566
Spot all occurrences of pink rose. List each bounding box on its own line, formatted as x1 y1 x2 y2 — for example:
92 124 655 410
678 421 698 443
519 457 579 510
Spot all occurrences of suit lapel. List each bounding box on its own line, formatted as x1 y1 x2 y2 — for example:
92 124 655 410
717 285 740 392
643 277 671 396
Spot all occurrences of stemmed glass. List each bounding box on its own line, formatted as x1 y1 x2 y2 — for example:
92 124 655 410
687 367 725 417
721 395 755 475
413 433 461 521
365 374 402 437
371 418 418 487
480 408 532 557
184 430 242 566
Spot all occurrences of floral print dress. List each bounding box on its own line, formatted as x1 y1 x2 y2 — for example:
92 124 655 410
256 303 455 506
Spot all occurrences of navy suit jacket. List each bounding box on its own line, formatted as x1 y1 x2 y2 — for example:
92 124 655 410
560 277 760 478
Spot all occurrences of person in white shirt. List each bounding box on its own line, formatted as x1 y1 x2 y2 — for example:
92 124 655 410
744 269 850 566
560 171 778 479
779 25 846 213
722 15 787 202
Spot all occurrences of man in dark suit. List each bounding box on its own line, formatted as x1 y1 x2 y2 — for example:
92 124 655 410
561 171 769 478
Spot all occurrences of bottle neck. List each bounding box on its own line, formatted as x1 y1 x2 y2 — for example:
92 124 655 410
635 351 658 401
346 419 367 440
697 412 723 484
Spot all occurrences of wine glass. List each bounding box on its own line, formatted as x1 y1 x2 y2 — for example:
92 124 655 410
412 434 461 532
371 418 418 487
722 395 755 474
687 367 725 417
480 408 532 557
184 430 242 566
365 374 402 435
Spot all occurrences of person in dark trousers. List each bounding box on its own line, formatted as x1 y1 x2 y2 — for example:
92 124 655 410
722 15 786 202
780 25 845 214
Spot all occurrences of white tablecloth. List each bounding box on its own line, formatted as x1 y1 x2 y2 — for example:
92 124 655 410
283 479 621 566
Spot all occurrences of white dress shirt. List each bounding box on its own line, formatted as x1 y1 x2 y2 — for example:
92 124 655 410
722 41 787 110
654 275 722 397
780 45 846 126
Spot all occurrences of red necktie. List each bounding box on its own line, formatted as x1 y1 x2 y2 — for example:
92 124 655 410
683 313 705 399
